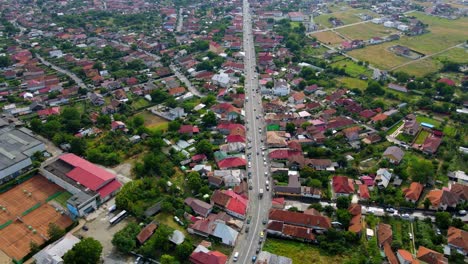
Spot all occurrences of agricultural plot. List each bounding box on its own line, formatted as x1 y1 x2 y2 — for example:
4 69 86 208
396 59 442 77
331 59 372 78
336 22 397 40
337 77 368 90
414 130 430 145
314 8 377 28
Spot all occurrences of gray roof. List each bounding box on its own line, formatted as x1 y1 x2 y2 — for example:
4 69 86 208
0 127 45 178
213 220 238 245
383 146 404 161
258 251 293 264
169 230 185 245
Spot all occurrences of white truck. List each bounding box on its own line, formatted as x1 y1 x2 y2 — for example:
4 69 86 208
259 188 264 198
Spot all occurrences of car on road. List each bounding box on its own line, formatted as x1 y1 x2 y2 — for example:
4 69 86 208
245 225 250 233
262 218 268 225
247 216 252 224
252 256 257 262
401 213 410 219
260 231 264 238
459 210 467 216
264 172 268 177
82 225 89 231
408 233 413 240
233 252 239 262
385 208 395 213
256 247 261 254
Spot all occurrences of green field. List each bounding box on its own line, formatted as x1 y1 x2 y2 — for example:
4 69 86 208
137 111 169 132
348 42 411 69
416 115 441 128
443 125 457 137
337 22 397 40
312 31 345 45
53 192 73 207
396 58 442 77
347 12 468 71
331 59 372 78
434 46 468 64
337 77 368 90
263 238 349 264
414 130 430 145
314 8 377 28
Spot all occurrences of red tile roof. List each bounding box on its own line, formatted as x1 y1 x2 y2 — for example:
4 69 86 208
359 184 370 199
384 242 399 264
37 107 60 117
377 223 393 247
417 246 448 264
189 250 227 264
404 182 424 202
269 209 331 230
447 227 468 253
137 223 158 244
268 149 302 160
217 157 246 169
438 78 455 86
332 176 355 194
226 135 245 143
179 125 200 134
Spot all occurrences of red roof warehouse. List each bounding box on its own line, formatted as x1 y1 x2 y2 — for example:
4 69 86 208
42 153 122 217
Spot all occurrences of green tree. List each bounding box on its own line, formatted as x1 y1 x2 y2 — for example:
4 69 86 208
97 114 111 127
70 137 87 156
435 212 451 230
160 254 177 264
196 139 214 159
112 222 142 254
286 122 296 134
187 171 203 193
0 55 12 67
336 196 350 210
63 237 103 264
423 198 431 210
336 209 352 228
202 111 217 127
48 223 65 241
175 241 193 261
366 81 385 96
408 159 434 183
30 241 40 255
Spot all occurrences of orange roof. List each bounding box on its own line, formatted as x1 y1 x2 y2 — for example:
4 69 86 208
397 249 414 262
404 182 424 201
417 246 448 264
447 226 468 253
384 242 399 264
371 113 388 122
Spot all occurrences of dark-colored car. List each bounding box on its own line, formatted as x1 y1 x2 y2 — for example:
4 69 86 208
82 226 89 231
262 218 268 225
252 256 257 262
256 247 261 254
247 216 252 224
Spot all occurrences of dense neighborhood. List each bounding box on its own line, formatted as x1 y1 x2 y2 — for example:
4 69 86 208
0 0 467 264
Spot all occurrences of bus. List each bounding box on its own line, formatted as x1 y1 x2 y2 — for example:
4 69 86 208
109 210 127 225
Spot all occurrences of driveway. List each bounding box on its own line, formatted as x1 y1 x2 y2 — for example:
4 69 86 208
75 204 133 264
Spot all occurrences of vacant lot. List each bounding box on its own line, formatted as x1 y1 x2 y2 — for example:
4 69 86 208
136 111 169 132
338 77 368 90
434 46 468 63
331 59 372 78
315 8 377 28
348 42 411 69
337 22 396 40
263 238 349 264
312 31 345 45
397 58 442 77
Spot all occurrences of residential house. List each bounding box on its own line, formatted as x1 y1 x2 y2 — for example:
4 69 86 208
88 92 105 106
397 249 417 264
289 91 306 104
403 182 424 203
272 79 290 96
211 190 247 220
359 184 370 201
213 170 243 187
403 114 419 135
179 125 199 136
416 246 448 264
268 209 331 233
450 183 468 202
185 197 213 218
189 244 227 264
348 204 362 235
425 189 459 210
288 12 305 22
188 213 238 246
377 223 393 248
217 157 246 170
384 242 399 264
375 168 392 189
447 227 468 256
137 223 158 244
111 121 127 132
211 73 231 88
332 176 355 197
383 146 404 164
421 135 442 155
448 171 468 185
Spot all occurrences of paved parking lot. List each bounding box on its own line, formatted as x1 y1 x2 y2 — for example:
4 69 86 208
74 203 133 264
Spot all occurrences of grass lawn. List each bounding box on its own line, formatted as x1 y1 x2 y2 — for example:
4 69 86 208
434 46 468 64
302 46 328 58
416 115 441 128
348 42 411 69
53 192 72 207
386 120 404 135
154 212 188 236
396 133 414 143
337 77 368 90
263 238 349 264
312 31 345 45
314 8 377 28
136 111 169 132
442 125 457 137
396 58 442 77
132 98 151 110
337 22 396 40
414 130 430 145
331 59 372 78
290 21 301 29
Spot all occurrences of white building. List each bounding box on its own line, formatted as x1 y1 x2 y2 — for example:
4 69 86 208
384 21 395 28
375 168 392 189
211 72 231 88
272 79 291 96
33 233 80 264
397 24 409 31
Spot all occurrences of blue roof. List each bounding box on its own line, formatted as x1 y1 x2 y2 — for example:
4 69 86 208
421 122 434 128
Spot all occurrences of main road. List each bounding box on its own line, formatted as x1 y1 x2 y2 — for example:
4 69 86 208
230 0 272 263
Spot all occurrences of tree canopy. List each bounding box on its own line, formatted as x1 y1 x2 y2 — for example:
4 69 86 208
63 237 103 264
